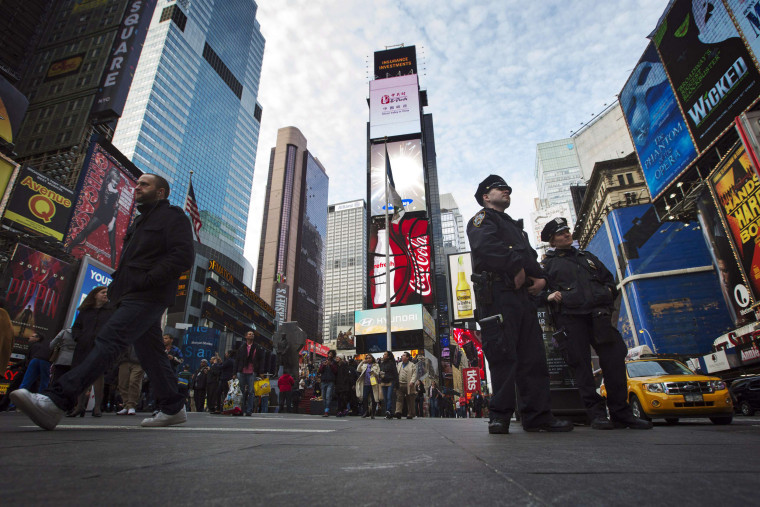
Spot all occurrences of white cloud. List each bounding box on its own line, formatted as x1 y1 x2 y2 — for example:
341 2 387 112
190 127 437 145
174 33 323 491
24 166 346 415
245 0 666 268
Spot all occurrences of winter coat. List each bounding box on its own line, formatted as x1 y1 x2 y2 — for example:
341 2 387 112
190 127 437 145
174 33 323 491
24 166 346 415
318 358 338 383
71 306 114 368
355 362 381 401
235 342 257 374
379 357 399 387
107 199 194 307
49 328 76 366
542 246 617 315
335 362 353 393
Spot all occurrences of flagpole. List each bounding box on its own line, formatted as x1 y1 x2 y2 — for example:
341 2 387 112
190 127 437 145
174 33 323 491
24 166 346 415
384 139 392 353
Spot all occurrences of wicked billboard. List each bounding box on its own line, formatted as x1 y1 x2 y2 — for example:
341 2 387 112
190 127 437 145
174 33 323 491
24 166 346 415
63 135 141 269
0 244 74 357
3 166 75 241
708 141 760 311
653 0 760 151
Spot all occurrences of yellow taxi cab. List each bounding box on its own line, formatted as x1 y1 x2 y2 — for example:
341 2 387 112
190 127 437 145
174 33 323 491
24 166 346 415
600 357 733 425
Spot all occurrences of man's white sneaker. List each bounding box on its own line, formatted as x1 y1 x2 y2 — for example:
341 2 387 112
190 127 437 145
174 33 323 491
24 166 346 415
127 408 136 415
10 389 65 430
116 408 129 415
141 407 187 427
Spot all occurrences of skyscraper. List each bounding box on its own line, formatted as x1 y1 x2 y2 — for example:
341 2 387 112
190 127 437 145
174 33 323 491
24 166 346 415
323 199 367 351
112 0 265 269
534 138 585 222
256 126 329 340
439 193 466 254
10 0 141 185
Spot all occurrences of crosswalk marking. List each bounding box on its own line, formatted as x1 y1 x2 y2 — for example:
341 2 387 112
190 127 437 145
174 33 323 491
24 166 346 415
24 425 334 433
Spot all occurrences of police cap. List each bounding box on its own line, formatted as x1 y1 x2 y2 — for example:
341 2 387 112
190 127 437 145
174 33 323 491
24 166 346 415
475 175 512 206
541 217 570 242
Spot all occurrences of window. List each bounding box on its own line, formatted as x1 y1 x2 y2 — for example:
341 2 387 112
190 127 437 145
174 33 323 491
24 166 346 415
194 267 207 284
191 290 203 308
617 174 625 186
626 173 634 185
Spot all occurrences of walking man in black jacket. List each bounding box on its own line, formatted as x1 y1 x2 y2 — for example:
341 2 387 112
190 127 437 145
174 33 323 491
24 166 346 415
541 217 651 430
12 174 195 430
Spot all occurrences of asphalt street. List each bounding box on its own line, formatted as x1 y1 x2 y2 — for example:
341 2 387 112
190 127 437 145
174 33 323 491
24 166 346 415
1 411 759 506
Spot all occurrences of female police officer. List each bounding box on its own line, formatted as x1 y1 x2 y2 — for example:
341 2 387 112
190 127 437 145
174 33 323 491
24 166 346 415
541 217 652 430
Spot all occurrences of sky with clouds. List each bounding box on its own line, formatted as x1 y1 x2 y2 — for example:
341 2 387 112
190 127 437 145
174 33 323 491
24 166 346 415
243 0 667 268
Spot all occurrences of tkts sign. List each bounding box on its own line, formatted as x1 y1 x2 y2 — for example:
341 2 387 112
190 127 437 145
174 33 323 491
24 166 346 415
462 367 481 395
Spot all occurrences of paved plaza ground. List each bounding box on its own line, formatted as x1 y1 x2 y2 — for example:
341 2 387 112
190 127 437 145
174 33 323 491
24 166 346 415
1 411 759 506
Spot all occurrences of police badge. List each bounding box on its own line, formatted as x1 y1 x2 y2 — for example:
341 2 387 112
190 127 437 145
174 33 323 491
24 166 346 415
473 210 485 227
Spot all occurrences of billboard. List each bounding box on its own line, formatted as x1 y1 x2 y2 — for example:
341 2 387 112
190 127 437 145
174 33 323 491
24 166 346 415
620 43 698 199
374 46 417 80
45 53 85 82
653 0 760 151
462 367 481 396
370 139 426 215
63 135 141 268
64 255 114 328
181 327 220 372
0 74 29 144
91 0 157 120
726 0 760 64
355 304 426 335
447 252 477 323
697 189 756 327
0 244 73 357
708 141 760 310
3 166 75 241
369 74 421 140
0 154 20 216
369 216 432 307
336 325 355 350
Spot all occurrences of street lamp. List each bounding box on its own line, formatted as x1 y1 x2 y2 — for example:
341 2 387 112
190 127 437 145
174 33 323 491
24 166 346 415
638 328 657 353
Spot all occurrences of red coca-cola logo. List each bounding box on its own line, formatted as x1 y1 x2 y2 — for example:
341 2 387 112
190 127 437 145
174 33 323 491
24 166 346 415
407 235 431 296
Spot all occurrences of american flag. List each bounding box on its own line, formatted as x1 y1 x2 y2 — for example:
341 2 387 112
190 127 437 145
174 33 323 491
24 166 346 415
184 180 202 243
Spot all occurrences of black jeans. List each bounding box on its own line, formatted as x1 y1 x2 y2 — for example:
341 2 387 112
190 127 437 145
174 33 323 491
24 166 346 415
45 300 184 415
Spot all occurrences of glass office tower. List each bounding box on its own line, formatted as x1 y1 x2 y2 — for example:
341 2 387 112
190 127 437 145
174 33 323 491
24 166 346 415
292 152 329 341
534 138 585 222
113 0 265 266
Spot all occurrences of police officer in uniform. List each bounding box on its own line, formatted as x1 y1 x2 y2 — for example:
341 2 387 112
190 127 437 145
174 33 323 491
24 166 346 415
467 175 573 434
541 218 652 430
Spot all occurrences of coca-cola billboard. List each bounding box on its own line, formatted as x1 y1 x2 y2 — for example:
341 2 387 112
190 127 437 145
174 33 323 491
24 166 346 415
369 215 432 308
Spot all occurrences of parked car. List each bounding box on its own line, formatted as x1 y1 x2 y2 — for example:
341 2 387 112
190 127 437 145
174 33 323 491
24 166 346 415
730 376 760 416
600 358 733 425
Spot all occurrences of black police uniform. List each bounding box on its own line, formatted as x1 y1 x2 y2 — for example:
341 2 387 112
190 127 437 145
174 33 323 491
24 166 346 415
467 207 556 429
542 245 633 424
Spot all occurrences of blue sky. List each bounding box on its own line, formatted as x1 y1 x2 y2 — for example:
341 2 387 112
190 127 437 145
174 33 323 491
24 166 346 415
244 0 667 266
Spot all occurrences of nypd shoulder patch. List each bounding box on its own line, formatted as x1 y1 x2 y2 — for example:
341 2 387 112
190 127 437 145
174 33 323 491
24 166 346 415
473 210 486 227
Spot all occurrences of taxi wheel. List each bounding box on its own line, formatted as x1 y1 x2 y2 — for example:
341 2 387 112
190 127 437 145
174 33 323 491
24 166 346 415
709 415 733 425
740 402 755 417
664 418 679 425
630 395 650 421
